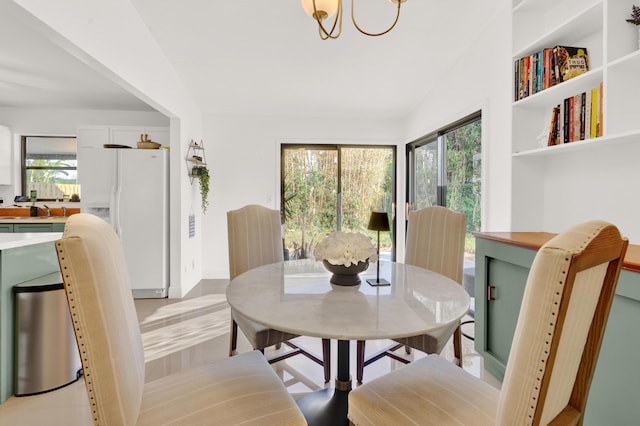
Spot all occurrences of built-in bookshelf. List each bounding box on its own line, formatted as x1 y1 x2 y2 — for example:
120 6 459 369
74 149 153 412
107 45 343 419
511 0 640 244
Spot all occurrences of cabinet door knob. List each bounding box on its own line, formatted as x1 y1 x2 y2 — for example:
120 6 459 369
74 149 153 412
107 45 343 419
488 285 496 301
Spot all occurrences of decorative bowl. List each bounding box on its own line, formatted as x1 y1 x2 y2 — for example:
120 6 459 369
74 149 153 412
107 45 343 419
323 260 369 286
137 141 161 149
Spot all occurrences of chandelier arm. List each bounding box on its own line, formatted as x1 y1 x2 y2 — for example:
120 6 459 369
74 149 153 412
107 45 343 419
313 0 343 39
351 0 402 37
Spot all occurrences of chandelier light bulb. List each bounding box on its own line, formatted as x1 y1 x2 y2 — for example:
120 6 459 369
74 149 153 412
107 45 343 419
301 0 339 20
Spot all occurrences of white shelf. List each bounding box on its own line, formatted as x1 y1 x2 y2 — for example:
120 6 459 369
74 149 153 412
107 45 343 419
512 130 640 158
608 48 640 71
513 2 602 57
512 66 603 109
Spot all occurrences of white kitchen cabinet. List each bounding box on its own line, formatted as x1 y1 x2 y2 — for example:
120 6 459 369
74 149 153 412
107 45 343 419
0 125 12 185
76 126 109 149
77 146 117 206
110 126 169 148
76 125 168 209
77 125 168 149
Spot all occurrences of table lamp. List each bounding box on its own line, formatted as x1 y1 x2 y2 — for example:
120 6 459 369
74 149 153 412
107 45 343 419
366 211 391 286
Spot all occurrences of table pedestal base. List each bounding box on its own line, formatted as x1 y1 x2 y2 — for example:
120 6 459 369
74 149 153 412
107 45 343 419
296 387 349 426
296 339 351 425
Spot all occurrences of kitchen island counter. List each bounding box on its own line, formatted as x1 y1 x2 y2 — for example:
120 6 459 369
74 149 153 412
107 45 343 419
0 232 62 249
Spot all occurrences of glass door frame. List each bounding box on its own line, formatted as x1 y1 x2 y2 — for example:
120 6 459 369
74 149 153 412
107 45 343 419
406 111 482 216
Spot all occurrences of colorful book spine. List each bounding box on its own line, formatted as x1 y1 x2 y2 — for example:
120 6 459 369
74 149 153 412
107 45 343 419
584 91 591 140
599 82 604 137
547 106 558 146
574 94 582 141
563 97 570 143
590 87 598 138
537 50 544 93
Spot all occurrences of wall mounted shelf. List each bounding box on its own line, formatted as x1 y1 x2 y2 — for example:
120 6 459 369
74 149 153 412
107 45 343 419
185 140 207 184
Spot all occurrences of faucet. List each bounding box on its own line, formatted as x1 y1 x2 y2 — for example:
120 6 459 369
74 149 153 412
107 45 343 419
42 205 51 216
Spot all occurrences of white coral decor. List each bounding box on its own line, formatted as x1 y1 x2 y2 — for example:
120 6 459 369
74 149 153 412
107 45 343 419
314 231 378 267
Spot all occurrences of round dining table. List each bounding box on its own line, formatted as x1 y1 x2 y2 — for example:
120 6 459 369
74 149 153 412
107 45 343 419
226 259 470 426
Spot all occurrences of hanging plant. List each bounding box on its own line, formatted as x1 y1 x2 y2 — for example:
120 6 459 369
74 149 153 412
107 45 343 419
197 166 210 214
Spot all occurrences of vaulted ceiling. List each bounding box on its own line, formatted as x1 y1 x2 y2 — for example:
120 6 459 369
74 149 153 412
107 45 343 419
0 1 501 120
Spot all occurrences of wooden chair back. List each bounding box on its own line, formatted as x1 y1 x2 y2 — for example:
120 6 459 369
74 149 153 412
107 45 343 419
56 213 145 425
227 204 284 280
405 206 466 284
497 220 628 424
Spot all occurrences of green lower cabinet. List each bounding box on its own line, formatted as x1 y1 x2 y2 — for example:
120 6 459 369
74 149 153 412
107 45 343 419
485 257 528 374
51 223 65 232
0 224 13 233
475 237 640 425
474 238 536 381
13 223 54 233
584 271 640 425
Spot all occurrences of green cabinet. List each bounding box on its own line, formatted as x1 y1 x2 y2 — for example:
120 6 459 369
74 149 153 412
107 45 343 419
475 237 535 381
0 239 61 402
475 235 640 425
13 223 55 233
3 222 65 233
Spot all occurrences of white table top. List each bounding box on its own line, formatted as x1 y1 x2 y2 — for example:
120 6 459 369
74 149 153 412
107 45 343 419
226 259 470 341
0 233 62 251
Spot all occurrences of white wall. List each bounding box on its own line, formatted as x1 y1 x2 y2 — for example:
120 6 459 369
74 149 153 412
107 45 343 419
201 2 514 279
13 0 204 297
202 115 404 278
404 1 513 234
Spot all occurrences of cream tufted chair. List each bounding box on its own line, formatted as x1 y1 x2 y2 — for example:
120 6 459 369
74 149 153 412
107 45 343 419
348 220 628 425
228 204 331 382
55 213 306 425
357 206 466 383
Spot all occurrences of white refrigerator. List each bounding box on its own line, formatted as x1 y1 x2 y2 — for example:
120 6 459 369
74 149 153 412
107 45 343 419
80 148 169 298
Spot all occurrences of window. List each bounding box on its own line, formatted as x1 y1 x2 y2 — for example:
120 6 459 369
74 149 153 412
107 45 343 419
281 144 396 261
22 136 79 200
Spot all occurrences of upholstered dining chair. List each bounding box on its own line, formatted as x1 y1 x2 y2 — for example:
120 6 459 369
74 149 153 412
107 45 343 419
349 220 628 425
55 213 306 425
356 206 466 383
228 204 331 382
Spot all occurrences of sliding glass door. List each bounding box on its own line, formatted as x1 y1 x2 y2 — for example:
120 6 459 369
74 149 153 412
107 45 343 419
407 112 482 259
281 145 396 261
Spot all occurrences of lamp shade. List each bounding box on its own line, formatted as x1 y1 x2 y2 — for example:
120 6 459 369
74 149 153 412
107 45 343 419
301 0 339 19
367 211 390 232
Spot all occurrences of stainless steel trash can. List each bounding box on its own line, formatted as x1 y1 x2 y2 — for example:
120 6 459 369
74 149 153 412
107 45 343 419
13 273 82 396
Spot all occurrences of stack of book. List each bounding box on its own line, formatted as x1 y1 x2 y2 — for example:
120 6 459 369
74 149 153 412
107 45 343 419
514 46 590 101
546 83 603 146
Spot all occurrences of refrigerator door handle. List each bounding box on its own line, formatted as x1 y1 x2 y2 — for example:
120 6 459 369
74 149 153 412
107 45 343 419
115 186 123 237
109 186 117 230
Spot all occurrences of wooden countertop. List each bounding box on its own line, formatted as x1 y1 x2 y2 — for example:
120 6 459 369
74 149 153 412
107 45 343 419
475 232 640 273
0 217 68 223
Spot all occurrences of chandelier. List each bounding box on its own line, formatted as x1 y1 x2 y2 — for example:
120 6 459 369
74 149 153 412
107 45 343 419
301 0 407 40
